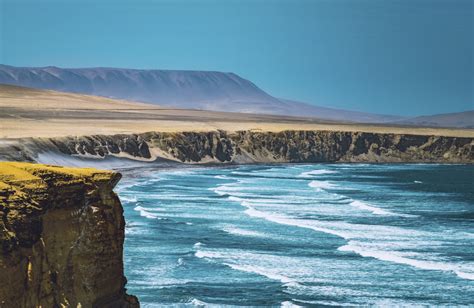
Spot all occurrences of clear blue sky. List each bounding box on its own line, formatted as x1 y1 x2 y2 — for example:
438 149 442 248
1 0 472 116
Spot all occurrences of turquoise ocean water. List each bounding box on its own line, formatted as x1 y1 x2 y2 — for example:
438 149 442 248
117 164 474 306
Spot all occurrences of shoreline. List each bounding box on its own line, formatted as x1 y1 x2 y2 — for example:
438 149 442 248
1 130 472 164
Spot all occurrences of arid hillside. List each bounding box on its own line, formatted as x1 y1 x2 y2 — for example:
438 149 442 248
1 84 472 139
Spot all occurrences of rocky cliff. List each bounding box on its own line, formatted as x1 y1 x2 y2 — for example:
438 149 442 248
0 162 138 307
1 130 472 164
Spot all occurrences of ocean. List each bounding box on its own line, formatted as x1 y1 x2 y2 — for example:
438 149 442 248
117 164 474 307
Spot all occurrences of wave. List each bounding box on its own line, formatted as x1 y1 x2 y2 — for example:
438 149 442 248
349 200 416 217
280 301 304 308
141 195 214 202
224 263 296 285
228 196 243 202
308 180 337 190
195 249 301 287
227 194 340 210
240 205 473 280
222 226 266 237
349 200 394 215
298 169 337 177
214 175 229 180
455 271 474 280
189 298 210 306
244 206 427 241
338 241 474 281
244 207 351 239
134 205 159 219
193 242 203 248
120 195 138 203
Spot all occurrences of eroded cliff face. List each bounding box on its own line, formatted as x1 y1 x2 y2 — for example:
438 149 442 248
1 130 471 164
0 162 138 307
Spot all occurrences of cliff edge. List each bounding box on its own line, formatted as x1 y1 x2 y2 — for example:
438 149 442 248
1 130 471 164
0 162 138 307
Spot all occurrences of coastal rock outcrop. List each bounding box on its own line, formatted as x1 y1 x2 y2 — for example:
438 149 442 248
0 162 138 307
0 130 472 164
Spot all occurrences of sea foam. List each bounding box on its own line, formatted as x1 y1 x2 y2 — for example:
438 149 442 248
222 226 266 237
308 180 337 190
338 241 474 281
298 169 337 177
134 205 158 219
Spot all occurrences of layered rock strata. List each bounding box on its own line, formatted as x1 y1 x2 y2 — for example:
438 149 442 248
0 130 472 163
0 162 138 307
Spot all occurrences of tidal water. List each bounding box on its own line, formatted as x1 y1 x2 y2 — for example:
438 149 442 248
117 164 474 307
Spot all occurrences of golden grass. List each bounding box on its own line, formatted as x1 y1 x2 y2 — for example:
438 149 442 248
0 162 114 191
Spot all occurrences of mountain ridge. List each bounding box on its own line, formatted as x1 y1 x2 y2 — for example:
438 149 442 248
0 64 402 123
0 64 472 128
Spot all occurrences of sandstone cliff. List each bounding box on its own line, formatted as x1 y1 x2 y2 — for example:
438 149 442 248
1 130 472 164
0 162 138 307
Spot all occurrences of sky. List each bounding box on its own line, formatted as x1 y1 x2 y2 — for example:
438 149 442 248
0 0 472 116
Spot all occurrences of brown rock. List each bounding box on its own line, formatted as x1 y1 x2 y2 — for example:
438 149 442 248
0 162 138 307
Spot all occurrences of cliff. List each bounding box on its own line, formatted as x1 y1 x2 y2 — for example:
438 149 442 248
1 130 472 164
0 162 138 307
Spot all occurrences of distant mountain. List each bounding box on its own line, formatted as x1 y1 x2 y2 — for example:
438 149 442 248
393 110 474 128
279 99 407 124
0 64 277 109
0 64 407 124
1 64 470 128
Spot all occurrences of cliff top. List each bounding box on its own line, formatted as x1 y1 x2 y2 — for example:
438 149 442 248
0 161 117 187
0 161 137 307
0 162 121 253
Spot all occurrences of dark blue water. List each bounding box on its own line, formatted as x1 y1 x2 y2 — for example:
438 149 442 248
117 164 474 307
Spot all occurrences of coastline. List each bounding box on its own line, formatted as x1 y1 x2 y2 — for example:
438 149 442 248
118 163 474 306
1 130 472 165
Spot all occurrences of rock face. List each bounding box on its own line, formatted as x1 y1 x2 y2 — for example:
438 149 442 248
145 131 473 163
0 162 138 307
1 130 471 164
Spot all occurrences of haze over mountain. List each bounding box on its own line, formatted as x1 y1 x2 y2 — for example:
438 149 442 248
0 64 404 123
395 111 474 129
0 64 471 127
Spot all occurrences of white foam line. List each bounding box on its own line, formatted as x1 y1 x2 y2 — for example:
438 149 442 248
455 271 474 280
339 242 474 281
222 226 266 237
120 195 138 203
214 175 229 180
280 301 304 308
244 207 350 239
195 249 305 290
212 171 470 281
193 242 203 248
229 195 343 204
298 169 337 177
240 204 466 280
134 205 159 219
223 263 298 285
349 200 416 217
349 200 393 215
308 180 337 190
189 298 209 306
